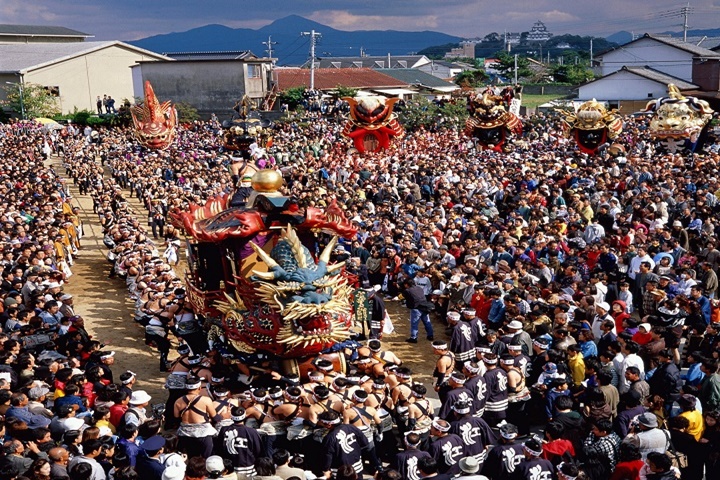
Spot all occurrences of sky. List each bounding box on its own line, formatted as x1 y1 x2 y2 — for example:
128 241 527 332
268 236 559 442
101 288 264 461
3 0 720 41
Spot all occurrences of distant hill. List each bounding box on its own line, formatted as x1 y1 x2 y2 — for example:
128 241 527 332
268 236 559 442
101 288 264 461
606 31 633 45
129 15 462 66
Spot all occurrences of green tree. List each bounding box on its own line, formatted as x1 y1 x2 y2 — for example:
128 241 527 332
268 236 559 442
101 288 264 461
334 85 358 98
491 52 533 81
397 96 439 130
437 100 468 129
455 69 488 88
278 86 307 110
551 64 594 84
1 82 60 119
174 102 200 123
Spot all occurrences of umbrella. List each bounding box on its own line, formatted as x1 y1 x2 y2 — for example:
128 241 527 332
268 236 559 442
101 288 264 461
34 117 57 124
34 118 63 130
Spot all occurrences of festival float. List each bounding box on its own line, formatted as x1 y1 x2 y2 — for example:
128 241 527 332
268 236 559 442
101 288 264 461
131 81 178 150
557 99 623 155
464 90 523 152
170 166 363 376
644 84 715 154
341 95 404 153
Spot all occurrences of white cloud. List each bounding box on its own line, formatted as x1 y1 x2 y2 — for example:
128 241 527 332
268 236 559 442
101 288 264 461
309 10 439 31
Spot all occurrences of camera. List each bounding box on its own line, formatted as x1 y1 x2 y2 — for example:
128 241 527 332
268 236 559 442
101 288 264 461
151 403 166 419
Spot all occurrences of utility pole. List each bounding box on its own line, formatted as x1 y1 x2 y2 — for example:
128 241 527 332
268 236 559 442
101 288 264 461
301 30 322 90
262 36 277 62
681 2 691 42
514 53 518 85
590 38 593 66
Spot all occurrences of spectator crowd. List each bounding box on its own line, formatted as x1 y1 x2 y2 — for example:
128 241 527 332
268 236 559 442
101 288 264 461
0 99 719 480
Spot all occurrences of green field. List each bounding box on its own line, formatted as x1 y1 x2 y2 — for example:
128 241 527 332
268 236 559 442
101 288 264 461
521 94 567 109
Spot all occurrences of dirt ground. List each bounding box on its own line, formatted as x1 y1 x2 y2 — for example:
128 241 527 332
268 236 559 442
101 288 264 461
50 156 447 404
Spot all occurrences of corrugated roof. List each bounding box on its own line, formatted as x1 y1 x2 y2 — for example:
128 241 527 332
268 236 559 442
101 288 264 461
621 66 698 89
275 68 408 90
0 24 90 37
580 66 698 90
163 50 261 61
375 68 458 89
644 33 720 58
316 55 429 69
0 41 169 74
597 33 720 59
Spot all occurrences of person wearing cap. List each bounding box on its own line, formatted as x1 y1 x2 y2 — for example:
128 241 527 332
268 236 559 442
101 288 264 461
428 418 464 475
135 435 166 480
626 412 671 459
318 410 369 478
456 457 489 480
504 319 532 356
676 394 704 441
483 423 524 478
58 293 75 318
392 432 431 480
512 437 554 479
215 406 263 478
125 390 152 427
27 386 53 419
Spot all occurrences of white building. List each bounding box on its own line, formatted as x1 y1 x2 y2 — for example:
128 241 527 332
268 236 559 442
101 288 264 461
594 33 720 82
0 41 169 114
577 66 698 112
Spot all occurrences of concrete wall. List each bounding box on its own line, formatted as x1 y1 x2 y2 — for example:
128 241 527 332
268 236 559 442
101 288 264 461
134 60 271 119
23 44 163 114
599 38 694 81
578 70 670 101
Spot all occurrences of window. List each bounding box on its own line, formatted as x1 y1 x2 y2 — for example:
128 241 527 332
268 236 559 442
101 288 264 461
247 64 262 78
44 86 60 97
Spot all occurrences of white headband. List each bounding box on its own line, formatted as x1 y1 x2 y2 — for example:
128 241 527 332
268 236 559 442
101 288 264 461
432 418 450 432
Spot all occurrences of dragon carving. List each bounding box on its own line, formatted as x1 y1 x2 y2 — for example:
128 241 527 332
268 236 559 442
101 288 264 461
558 99 623 155
131 81 177 150
341 96 404 153
214 225 353 357
170 182 360 358
644 84 715 153
464 91 522 152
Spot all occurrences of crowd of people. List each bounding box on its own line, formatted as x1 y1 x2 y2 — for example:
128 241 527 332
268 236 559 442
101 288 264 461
0 96 719 480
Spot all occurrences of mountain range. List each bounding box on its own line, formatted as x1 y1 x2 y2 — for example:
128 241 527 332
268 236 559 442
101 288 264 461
129 15 462 66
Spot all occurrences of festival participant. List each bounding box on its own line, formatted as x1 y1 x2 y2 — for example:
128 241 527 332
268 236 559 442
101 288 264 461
317 410 369 479
427 418 464 476
173 375 218 458
482 423 524 478
214 406 263 478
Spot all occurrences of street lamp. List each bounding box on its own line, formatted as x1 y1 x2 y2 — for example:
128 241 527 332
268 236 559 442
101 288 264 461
5 81 25 120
